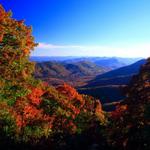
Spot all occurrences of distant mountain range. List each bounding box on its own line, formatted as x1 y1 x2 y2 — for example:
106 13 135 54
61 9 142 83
34 60 109 87
31 56 141 69
78 59 146 110
33 56 145 110
83 59 146 87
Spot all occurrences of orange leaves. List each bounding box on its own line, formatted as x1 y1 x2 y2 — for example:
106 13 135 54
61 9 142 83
95 100 104 121
15 104 51 129
22 48 30 55
57 83 84 106
27 87 45 105
21 70 28 79
55 83 104 122
17 20 24 26
13 86 46 128
111 104 128 119
0 32 4 42
0 5 6 21
23 105 43 120
0 79 105 139
14 98 50 128
144 81 150 88
0 5 37 82
16 115 25 128
0 4 36 61
55 84 85 119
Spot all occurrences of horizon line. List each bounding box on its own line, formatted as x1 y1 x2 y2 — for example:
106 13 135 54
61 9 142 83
30 55 145 58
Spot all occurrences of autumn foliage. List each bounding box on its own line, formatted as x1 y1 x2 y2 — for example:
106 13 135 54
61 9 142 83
0 5 105 147
1 4 150 150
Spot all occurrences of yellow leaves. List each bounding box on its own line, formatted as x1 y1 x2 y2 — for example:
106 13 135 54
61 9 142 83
21 70 28 79
120 105 128 111
0 80 4 87
22 48 30 55
144 81 150 88
95 100 105 121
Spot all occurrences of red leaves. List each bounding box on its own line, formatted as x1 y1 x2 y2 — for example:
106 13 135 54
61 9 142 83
17 20 25 26
14 99 50 129
57 83 82 100
56 84 86 119
0 32 4 42
111 105 128 119
57 83 85 107
15 104 51 129
0 81 105 139
95 100 104 120
27 87 45 105
0 5 36 60
23 105 43 120
13 87 46 129
16 115 25 128
0 5 6 21
66 121 77 133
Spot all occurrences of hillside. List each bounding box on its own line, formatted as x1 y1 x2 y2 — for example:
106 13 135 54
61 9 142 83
84 59 146 87
31 56 141 69
93 57 126 69
34 60 109 87
33 57 142 88
78 59 146 109
34 59 146 106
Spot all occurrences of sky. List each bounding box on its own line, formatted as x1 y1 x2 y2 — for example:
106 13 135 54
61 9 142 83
1 0 150 57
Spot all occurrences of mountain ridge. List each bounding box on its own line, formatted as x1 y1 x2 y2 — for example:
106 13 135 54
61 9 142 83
84 59 146 87
78 59 146 108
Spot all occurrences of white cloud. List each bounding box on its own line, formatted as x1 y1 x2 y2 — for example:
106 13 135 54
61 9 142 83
38 43 83 49
31 42 150 58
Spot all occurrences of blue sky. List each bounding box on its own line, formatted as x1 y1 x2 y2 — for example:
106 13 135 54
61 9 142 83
1 0 150 57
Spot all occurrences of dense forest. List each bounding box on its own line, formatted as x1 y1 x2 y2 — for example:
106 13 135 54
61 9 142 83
0 5 150 150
